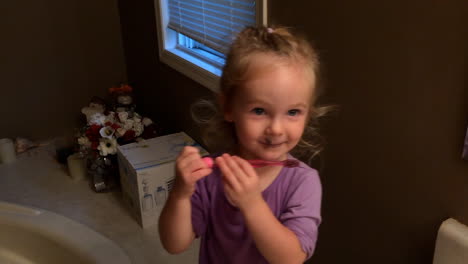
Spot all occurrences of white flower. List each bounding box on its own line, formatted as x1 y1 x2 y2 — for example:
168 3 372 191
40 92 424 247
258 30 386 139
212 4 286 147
118 111 129 122
142 117 153 126
133 116 142 124
81 104 105 123
77 137 91 147
99 126 115 139
133 122 144 137
97 138 118 156
116 128 127 138
89 113 106 126
124 119 134 130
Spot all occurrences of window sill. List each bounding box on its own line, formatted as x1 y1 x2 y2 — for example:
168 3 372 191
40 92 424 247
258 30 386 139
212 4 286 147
160 48 221 93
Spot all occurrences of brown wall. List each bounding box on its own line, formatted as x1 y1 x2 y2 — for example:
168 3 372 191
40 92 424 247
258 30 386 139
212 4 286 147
2 0 126 140
119 0 468 263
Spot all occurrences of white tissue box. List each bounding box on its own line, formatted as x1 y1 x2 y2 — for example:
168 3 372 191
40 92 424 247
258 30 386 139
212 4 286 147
117 132 208 228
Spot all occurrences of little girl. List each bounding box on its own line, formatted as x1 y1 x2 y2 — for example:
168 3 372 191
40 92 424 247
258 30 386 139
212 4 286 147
159 26 330 264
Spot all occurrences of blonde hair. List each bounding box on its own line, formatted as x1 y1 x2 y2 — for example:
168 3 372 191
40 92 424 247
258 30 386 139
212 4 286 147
192 26 333 163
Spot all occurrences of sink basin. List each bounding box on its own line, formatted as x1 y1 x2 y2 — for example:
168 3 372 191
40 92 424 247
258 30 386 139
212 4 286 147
0 201 131 264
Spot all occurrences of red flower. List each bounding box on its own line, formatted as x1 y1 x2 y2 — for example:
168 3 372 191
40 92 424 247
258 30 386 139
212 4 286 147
87 124 102 134
109 84 133 94
85 124 102 143
103 121 121 131
110 123 121 130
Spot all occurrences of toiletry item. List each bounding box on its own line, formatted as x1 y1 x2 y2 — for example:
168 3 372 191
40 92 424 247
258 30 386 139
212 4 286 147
67 153 87 181
202 156 214 168
0 138 16 164
202 156 300 168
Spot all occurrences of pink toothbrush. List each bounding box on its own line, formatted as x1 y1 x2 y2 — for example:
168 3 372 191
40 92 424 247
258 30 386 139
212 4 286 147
202 157 299 168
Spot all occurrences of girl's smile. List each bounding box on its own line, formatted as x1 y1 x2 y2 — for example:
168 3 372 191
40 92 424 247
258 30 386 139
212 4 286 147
260 139 286 148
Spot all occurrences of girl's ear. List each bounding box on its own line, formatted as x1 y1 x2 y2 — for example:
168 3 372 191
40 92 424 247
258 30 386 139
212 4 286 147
219 95 233 122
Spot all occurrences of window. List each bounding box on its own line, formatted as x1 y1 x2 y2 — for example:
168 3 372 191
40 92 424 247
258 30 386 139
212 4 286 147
154 0 267 92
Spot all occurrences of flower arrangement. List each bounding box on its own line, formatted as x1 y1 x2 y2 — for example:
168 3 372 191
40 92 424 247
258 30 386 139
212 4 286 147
76 85 157 157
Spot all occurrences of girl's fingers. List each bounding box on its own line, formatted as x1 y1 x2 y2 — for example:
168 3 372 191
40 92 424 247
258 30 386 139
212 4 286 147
221 175 236 192
232 156 256 178
177 149 210 180
177 146 200 165
223 155 249 183
222 182 236 204
178 146 199 158
192 168 212 181
216 156 241 191
178 152 202 171
184 158 208 175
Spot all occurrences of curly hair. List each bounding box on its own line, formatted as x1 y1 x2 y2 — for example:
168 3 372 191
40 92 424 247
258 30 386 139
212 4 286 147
192 26 333 164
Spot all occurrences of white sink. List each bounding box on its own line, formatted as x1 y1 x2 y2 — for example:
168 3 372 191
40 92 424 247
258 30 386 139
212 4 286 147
433 218 468 264
0 201 131 264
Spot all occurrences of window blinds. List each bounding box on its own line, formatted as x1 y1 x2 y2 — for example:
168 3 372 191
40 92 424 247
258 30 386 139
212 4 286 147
167 0 256 54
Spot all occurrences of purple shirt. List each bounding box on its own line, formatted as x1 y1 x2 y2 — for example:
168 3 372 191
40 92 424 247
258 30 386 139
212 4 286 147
191 156 322 264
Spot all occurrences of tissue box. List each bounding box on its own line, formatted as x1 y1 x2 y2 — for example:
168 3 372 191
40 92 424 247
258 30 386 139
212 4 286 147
117 132 208 228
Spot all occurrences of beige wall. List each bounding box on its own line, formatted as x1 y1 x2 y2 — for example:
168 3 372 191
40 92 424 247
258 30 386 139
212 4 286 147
2 0 126 139
119 0 468 263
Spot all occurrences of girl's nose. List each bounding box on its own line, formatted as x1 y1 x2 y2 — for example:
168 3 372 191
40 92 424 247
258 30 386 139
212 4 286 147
266 118 284 136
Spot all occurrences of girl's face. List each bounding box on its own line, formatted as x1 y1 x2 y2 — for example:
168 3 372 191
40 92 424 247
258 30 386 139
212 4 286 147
225 54 315 161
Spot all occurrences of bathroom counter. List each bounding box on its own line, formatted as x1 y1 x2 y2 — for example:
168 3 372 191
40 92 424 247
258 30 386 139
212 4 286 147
0 146 199 264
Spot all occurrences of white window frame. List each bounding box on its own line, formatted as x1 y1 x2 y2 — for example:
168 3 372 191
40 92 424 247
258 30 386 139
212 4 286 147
153 0 268 93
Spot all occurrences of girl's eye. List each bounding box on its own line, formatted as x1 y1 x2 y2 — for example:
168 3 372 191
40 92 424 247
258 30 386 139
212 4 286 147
288 109 301 116
251 108 265 115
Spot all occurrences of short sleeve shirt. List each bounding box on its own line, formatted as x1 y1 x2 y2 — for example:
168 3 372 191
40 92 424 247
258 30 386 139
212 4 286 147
191 156 322 264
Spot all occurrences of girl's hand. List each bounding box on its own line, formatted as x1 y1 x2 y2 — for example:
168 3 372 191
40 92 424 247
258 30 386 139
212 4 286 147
216 154 263 210
172 146 212 200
